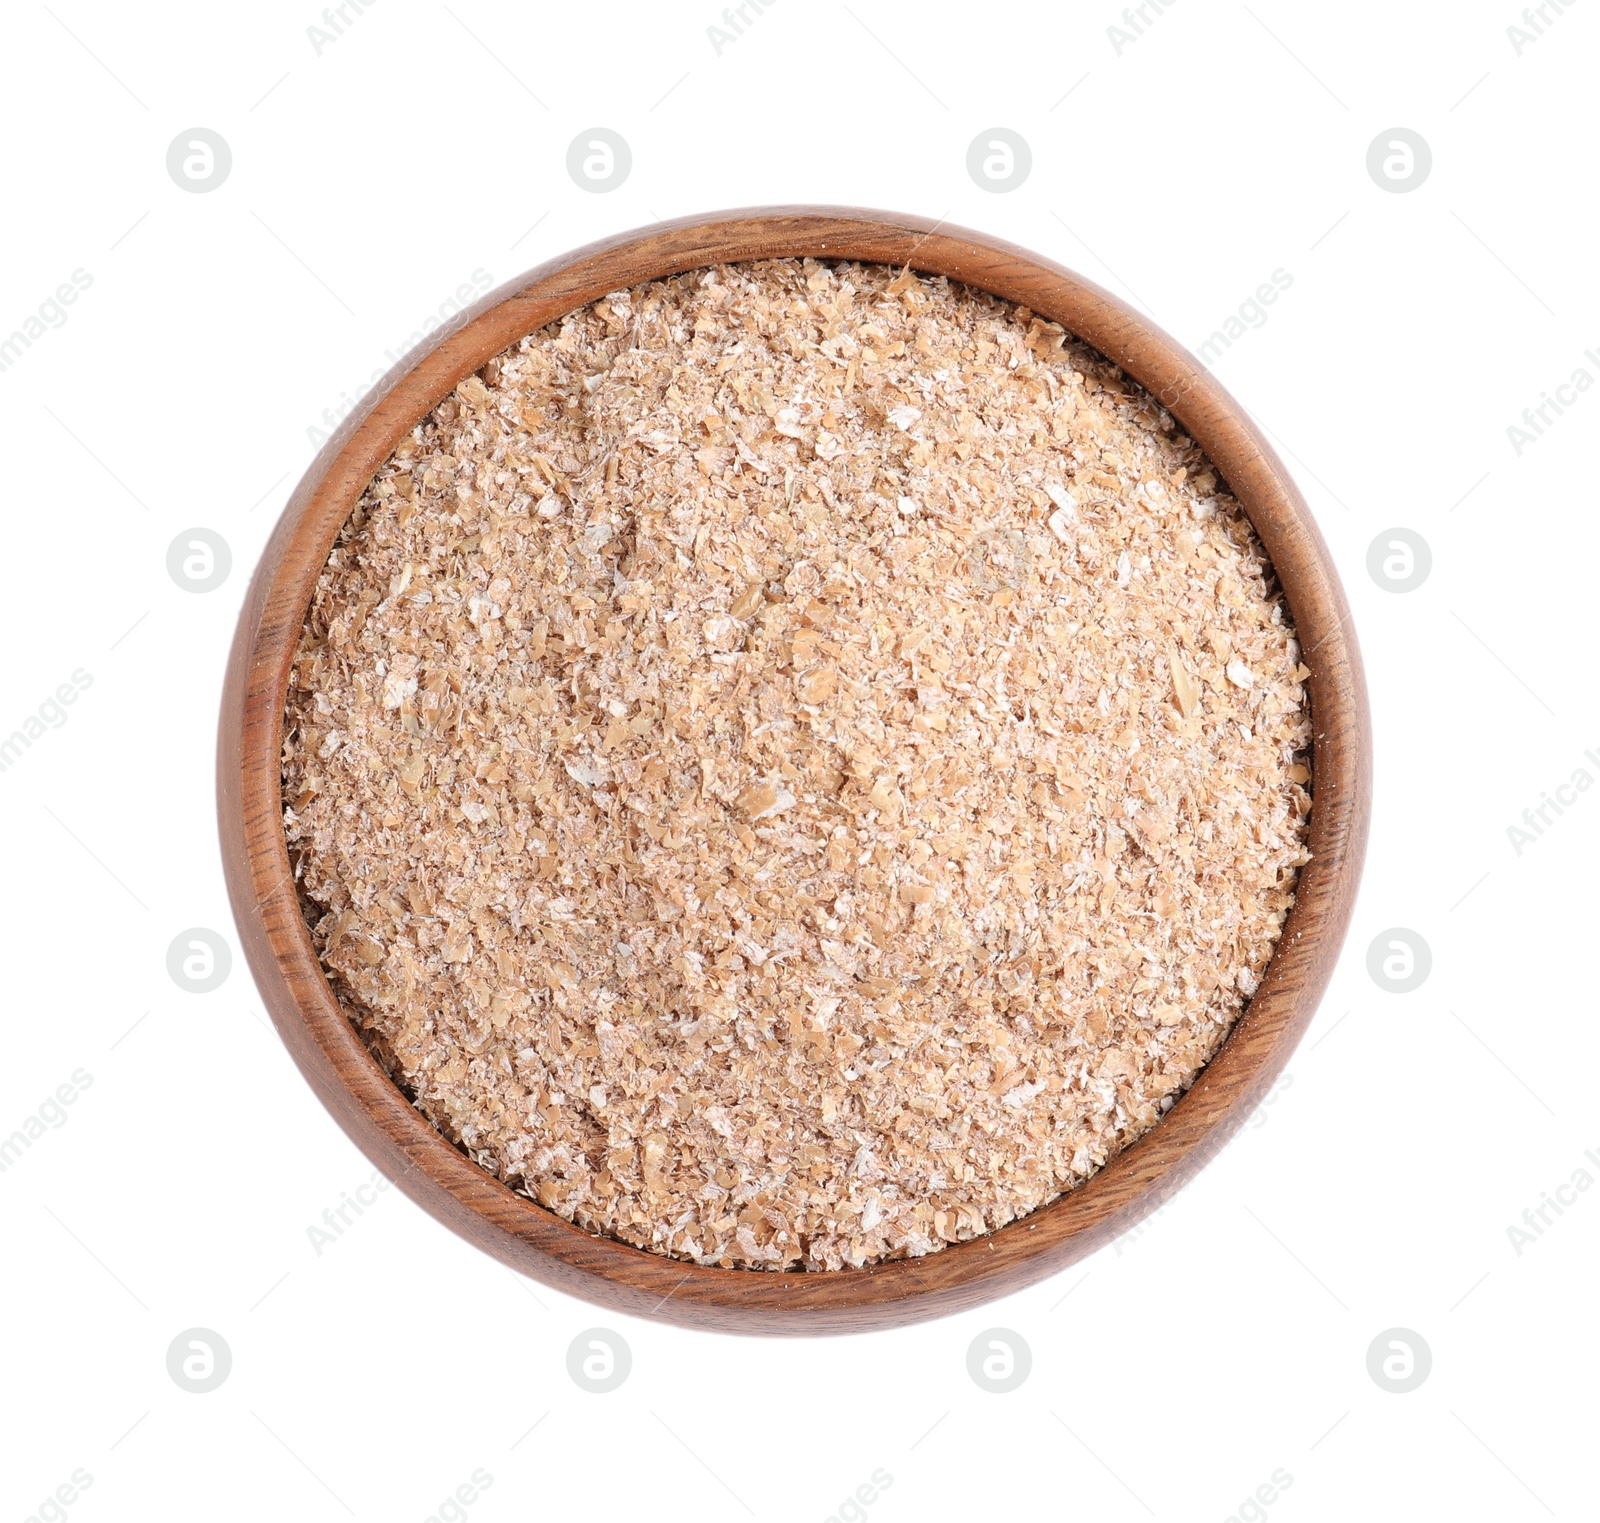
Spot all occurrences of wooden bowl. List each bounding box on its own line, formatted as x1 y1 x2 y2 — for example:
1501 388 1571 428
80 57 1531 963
219 208 1370 1334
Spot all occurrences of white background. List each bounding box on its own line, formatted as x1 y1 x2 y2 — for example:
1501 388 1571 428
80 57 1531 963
2 2 1596 1518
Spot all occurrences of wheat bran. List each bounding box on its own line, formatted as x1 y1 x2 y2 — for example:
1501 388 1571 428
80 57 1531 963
283 259 1312 1271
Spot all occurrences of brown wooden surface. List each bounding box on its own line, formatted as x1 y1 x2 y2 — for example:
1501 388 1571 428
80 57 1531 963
217 208 1371 1335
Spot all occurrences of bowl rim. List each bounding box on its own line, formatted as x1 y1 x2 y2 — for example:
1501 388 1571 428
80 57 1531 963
218 205 1370 1335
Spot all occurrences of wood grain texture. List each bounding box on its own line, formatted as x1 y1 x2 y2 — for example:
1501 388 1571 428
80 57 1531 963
218 208 1371 1334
